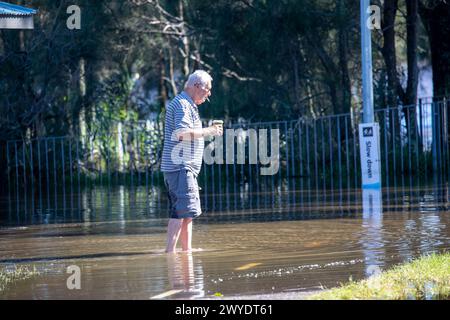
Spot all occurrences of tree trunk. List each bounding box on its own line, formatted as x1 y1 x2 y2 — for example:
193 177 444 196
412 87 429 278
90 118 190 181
419 1 450 155
159 50 168 111
381 0 400 108
419 1 450 97
306 35 339 115
337 27 351 115
404 0 421 156
405 0 419 106
337 0 351 115
0 30 4 55
381 0 404 155
168 44 178 98
1 30 28 139
178 0 190 78
291 42 301 114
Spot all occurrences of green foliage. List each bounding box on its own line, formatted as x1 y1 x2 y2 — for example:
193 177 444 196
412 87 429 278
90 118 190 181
0 265 40 293
0 0 380 141
309 252 450 300
0 0 444 184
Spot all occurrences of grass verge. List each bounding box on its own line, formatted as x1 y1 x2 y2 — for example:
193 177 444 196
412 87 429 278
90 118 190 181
309 252 450 300
0 265 40 293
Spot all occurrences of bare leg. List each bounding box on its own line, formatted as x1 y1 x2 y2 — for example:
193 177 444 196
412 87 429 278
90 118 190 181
180 218 193 252
166 218 183 253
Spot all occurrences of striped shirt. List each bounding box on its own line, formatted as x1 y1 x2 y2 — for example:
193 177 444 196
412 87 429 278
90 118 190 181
161 91 204 175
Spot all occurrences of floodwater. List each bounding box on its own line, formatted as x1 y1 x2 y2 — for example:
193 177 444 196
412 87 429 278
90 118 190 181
0 180 449 299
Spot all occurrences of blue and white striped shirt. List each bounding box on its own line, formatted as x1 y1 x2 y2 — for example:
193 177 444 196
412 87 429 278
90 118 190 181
161 91 204 175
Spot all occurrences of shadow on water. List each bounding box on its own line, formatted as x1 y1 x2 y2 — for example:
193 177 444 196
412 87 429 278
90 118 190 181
0 174 449 299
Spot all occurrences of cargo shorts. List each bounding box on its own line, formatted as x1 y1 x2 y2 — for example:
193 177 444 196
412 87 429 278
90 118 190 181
163 168 202 219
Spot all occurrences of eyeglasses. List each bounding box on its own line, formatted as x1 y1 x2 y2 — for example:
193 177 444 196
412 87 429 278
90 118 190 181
195 83 211 93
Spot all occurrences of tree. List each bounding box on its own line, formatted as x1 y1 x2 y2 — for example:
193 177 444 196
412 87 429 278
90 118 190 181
419 0 450 97
380 0 421 152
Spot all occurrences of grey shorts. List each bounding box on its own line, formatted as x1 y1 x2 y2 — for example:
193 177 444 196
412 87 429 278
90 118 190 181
163 168 202 219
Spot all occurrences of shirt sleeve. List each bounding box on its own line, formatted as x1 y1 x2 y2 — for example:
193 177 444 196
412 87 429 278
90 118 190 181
174 100 193 131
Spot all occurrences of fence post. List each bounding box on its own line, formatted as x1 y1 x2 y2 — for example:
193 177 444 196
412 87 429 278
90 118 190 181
432 101 438 172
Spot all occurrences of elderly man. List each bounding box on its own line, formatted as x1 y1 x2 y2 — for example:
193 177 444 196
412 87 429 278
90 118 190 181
161 70 223 253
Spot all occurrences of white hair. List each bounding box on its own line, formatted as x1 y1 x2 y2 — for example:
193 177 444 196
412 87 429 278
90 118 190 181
184 70 213 89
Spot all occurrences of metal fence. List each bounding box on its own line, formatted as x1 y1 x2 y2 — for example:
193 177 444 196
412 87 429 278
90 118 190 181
4 99 450 212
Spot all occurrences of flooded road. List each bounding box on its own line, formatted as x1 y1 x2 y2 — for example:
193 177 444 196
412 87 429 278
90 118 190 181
0 183 449 299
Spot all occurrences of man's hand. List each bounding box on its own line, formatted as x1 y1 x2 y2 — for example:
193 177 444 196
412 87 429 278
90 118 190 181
176 125 223 141
203 125 223 137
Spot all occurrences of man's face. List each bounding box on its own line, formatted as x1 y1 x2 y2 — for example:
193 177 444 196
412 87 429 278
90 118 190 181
193 81 212 105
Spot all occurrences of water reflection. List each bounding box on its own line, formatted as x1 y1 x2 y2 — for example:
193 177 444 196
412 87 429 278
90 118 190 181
1 184 168 227
2 177 450 228
418 175 446 255
361 188 384 277
0 153 450 228
164 253 205 299
0 180 448 299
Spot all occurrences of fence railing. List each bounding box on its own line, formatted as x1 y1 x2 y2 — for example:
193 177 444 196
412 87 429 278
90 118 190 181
3 99 450 212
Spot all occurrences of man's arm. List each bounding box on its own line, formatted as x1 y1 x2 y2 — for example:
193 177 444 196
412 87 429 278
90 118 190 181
175 126 223 141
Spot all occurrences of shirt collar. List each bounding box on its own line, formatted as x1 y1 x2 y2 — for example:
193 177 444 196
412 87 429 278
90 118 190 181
180 91 198 109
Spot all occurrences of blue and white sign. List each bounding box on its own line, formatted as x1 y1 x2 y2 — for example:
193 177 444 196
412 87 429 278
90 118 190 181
359 123 381 189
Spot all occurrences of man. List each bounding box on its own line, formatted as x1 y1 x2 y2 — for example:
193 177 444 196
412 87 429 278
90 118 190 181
161 70 223 253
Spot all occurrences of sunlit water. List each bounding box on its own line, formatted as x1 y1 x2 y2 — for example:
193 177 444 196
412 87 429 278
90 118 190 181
0 178 449 299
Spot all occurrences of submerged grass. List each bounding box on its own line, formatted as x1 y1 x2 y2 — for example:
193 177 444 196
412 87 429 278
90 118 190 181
309 252 450 300
0 265 40 293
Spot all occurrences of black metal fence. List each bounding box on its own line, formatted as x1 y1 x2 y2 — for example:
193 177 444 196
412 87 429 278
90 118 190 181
3 99 450 213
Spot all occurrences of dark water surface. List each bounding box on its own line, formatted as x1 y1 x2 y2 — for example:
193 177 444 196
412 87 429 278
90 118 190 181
0 181 449 299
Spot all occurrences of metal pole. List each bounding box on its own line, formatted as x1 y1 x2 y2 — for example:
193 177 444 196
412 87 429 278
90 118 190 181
407 106 412 174
7 142 11 198
14 142 19 201
22 141 27 191
290 121 296 206
69 139 73 189
284 121 289 205
313 120 318 196
432 101 437 173
136 129 141 186
30 140 34 189
256 127 260 209
328 117 333 190
353 128 358 188
45 140 50 207
345 117 350 190
361 0 374 124
337 116 342 191
53 138 57 209
384 110 389 188
321 119 326 194
392 109 397 184
359 0 382 191
298 123 304 204
61 138 66 190
305 123 311 202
